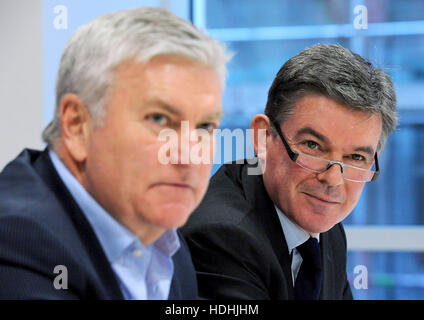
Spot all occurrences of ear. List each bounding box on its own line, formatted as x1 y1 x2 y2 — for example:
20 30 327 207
250 114 271 160
59 93 92 163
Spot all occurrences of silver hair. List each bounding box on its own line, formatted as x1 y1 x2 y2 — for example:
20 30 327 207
42 7 231 147
265 44 397 152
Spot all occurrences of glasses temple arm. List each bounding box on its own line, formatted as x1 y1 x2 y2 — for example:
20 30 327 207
272 120 299 162
371 153 380 181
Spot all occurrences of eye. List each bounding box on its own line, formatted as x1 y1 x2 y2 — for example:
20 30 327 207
146 113 169 126
351 154 366 162
305 140 319 150
197 122 217 133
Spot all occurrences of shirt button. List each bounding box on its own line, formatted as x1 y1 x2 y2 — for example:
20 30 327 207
132 249 142 257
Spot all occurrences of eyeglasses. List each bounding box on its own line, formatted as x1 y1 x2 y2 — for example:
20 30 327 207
271 120 380 182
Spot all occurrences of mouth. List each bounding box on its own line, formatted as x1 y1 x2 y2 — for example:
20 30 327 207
302 192 341 206
152 182 193 190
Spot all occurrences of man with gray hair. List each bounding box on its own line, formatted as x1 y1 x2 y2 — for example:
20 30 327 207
182 44 397 300
0 7 229 299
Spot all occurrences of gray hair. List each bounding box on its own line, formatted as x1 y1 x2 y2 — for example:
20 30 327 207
265 44 397 152
42 7 231 147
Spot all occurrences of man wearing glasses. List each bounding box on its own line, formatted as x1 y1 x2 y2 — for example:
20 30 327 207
181 44 397 299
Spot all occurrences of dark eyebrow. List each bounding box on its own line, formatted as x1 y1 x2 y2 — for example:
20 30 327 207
295 126 375 156
295 127 330 145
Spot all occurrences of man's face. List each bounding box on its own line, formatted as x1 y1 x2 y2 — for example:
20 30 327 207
82 55 222 240
263 94 382 234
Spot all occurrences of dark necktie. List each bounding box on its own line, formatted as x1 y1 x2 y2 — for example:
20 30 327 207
294 237 322 300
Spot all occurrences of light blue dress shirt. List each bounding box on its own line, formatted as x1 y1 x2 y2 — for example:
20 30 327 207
49 150 180 300
274 205 320 285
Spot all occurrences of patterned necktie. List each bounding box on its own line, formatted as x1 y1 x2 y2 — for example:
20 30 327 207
294 237 322 300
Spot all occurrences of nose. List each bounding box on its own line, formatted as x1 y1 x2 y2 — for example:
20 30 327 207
316 162 344 186
170 123 214 166
187 128 215 165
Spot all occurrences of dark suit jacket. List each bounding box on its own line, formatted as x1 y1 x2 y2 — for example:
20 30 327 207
181 160 353 300
0 149 197 299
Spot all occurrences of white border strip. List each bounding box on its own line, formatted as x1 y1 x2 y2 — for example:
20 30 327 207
345 226 424 252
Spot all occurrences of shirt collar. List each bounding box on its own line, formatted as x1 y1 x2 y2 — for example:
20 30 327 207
274 204 320 254
155 229 180 257
48 149 180 262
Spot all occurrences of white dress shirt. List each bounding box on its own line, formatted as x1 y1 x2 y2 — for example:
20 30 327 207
49 150 180 299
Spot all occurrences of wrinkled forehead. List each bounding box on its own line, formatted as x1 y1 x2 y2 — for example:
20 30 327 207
102 55 223 121
282 95 383 152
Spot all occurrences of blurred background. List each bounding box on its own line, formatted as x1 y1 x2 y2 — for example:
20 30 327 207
1 0 423 299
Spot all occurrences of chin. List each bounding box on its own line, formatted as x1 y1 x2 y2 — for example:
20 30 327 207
147 202 194 230
317 217 342 233
296 212 338 235
313 223 336 234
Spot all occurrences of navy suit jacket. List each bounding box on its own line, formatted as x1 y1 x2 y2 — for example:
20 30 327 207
0 149 197 299
181 160 353 300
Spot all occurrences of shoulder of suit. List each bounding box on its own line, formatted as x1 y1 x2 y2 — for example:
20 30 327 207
187 162 253 226
0 149 87 259
323 222 349 251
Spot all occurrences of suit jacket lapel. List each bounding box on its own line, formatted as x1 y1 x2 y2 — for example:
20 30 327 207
242 162 295 299
319 231 335 299
168 274 181 299
34 149 124 299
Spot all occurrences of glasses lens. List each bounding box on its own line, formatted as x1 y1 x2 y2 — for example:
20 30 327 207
342 166 375 182
297 154 375 182
296 154 330 172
